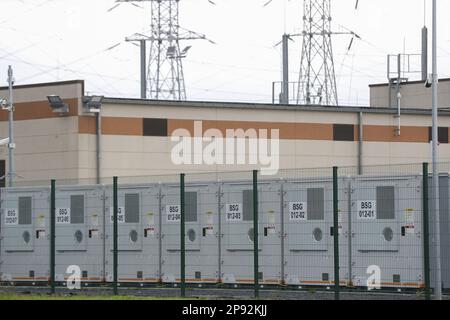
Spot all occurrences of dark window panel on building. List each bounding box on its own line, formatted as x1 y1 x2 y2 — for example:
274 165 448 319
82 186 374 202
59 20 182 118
428 127 449 144
333 124 355 142
143 118 168 137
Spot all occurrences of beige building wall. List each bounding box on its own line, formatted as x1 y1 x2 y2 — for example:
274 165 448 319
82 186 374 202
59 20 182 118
78 100 450 179
85 137 359 178
3 80 450 184
82 130 450 179
0 81 83 184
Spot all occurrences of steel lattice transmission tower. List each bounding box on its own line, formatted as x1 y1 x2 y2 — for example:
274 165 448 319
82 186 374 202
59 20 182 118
297 0 338 106
117 0 211 100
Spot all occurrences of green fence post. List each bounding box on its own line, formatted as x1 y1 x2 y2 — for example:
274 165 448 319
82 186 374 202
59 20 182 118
422 163 431 300
253 170 259 299
180 173 186 298
113 176 118 295
50 179 56 294
333 167 340 300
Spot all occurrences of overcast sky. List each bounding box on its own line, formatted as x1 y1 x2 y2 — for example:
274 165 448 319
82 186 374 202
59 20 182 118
1 0 449 106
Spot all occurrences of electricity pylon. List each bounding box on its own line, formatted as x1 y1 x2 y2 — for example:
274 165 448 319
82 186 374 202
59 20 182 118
297 0 338 106
115 0 213 100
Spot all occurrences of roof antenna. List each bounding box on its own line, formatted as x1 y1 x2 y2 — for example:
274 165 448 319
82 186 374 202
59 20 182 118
424 0 426 26
421 0 428 81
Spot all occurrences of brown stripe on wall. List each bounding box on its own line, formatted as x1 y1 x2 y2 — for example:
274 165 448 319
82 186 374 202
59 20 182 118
168 119 195 136
354 124 360 142
292 123 333 140
80 117 168 136
101 117 143 136
363 125 430 143
80 116 143 136
0 98 79 121
78 116 97 134
79 116 438 143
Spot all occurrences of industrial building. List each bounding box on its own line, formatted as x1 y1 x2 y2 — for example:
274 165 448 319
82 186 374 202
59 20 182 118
1 79 450 185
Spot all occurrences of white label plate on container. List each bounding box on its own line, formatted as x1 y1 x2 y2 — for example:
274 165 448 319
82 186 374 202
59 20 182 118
5 209 18 225
226 203 242 222
289 202 307 221
357 201 377 220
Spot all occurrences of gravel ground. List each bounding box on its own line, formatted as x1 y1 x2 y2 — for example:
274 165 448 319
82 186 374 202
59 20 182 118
1 285 448 300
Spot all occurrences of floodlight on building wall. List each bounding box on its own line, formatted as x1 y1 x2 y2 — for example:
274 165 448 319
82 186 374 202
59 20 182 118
47 95 69 114
425 74 433 88
0 137 10 146
82 95 104 113
1 97 7 110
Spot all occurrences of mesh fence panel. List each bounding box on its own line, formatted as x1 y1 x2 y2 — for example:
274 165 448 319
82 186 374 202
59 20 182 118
1 163 450 298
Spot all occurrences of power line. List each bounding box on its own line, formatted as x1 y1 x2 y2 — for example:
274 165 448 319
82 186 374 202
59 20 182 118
0 0 58 25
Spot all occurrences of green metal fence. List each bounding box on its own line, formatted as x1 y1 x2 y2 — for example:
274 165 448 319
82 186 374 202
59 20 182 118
1 163 449 300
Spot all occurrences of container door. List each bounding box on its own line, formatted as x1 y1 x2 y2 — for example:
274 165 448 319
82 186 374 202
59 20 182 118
141 185 162 281
284 182 331 252
222 183 263 251
259 181 282 283
351 176 423 287
162 185 202 252
55 189 88 252
2 191 36 252
196 183 220 282
351 180 400 252
111 189 143 251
